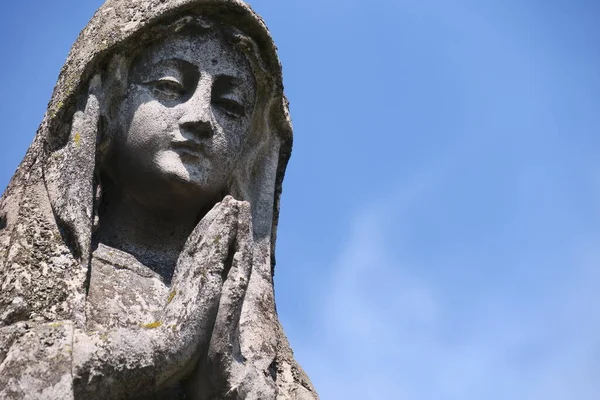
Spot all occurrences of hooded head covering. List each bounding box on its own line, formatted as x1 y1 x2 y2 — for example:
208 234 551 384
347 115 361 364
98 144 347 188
40 0 292 268
0 1 317 397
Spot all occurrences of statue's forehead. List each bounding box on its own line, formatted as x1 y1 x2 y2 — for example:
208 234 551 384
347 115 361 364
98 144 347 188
134 32 253 80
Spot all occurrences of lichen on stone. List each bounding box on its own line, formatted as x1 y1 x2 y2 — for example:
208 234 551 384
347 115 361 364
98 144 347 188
140 321 162 329
167 289 177 304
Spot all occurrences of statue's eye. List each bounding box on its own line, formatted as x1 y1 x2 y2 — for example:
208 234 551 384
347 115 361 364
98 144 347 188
150 78 185 100
213 98 246 118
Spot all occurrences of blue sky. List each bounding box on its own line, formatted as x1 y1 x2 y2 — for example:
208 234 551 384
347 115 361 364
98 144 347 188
1 1 600 399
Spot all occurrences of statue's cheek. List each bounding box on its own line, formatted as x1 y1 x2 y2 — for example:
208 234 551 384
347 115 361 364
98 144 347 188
127 104 174 149
222 120 252 156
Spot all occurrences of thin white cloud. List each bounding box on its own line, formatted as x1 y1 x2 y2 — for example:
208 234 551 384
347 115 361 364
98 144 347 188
301 189 600 400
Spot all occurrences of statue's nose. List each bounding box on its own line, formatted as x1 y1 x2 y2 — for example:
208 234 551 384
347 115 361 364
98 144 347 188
179 88 214 139
179 118 214 139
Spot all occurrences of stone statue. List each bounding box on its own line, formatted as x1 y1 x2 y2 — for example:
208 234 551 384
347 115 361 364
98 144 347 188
0 1 317 399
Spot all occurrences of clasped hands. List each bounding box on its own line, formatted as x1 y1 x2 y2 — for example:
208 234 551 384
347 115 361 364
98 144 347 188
160 195 275 399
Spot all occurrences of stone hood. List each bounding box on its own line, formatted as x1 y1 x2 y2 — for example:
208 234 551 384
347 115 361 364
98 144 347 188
36 0 292 268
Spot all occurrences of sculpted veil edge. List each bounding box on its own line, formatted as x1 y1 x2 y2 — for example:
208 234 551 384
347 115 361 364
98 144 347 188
0 1 317 399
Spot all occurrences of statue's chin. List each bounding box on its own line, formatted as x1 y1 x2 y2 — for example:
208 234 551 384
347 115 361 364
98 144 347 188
155 150 206 184
150 153 222 206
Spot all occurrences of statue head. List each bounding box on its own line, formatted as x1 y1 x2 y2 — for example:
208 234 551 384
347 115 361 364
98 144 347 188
99 19 257 214
39 1 292 266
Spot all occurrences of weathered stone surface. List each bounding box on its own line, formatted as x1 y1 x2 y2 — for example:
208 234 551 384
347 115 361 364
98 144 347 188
0 1 317 398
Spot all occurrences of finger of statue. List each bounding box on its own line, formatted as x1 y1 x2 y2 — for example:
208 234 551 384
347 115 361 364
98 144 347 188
203 201 269 398
171 195 236 285
164 196 239 333
208 200 252 361
156 198 240 387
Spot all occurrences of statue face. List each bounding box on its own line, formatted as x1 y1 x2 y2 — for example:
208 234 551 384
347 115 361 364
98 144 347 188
107 31 256 209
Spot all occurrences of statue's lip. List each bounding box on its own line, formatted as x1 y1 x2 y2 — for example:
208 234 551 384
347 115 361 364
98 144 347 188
171 139 205 156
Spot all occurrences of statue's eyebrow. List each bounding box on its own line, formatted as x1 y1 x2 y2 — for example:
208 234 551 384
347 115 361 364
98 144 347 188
154 58 196 70
214 74 243 91
138 58 198 82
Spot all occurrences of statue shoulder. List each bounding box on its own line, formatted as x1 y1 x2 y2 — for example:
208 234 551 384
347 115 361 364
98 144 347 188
0 159 86 329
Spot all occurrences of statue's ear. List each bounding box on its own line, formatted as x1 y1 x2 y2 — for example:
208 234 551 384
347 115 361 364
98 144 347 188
43 75 102 262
